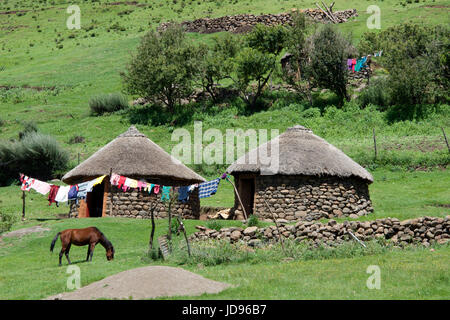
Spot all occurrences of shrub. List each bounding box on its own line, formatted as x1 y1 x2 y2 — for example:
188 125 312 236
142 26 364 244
359 23 450 119
246 214 260 227
89 93 128 115
0 210 17 235
206 220 223 231
357 76 392 109
18 121 38 140
0 132 69 186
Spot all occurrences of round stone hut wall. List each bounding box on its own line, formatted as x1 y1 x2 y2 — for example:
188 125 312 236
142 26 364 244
69 185 200 219
235 175 373 222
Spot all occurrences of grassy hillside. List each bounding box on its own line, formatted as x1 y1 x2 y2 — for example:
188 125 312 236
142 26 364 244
0 0 449 301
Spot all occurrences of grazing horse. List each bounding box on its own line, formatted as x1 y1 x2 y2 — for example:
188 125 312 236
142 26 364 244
50 227 115 266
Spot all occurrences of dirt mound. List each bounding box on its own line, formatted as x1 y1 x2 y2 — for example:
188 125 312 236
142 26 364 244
46 266 231 300
0 225 50 239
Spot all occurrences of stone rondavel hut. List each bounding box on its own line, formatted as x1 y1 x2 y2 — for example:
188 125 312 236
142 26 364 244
62 126 205 219
226 125 374 221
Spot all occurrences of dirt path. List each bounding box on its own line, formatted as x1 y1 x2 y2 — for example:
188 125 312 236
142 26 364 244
46 266 232 300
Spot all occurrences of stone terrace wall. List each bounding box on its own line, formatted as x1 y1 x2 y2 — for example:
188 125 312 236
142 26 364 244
234 175 373 222
69 186 200 219
159 9 358 34
191 216 450 247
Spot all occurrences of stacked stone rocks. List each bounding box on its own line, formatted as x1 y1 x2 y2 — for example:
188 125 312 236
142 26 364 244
159 9 358 34
190 216 450 247
235 176 373 222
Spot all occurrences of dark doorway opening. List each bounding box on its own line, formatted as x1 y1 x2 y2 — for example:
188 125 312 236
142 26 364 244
239 178 255 216
86 182 104 217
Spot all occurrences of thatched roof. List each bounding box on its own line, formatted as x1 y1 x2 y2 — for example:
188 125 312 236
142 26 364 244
226 125 373 183
62 126 205 185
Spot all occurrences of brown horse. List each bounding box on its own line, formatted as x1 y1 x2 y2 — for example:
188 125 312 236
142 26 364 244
50 227 115 266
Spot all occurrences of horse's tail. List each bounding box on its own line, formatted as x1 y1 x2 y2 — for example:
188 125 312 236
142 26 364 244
50 232 61 252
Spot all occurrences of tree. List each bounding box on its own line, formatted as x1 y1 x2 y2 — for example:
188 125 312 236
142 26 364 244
229 24 288 111
307 24 352 105
231 47 277 111
283 11 313 104
121 26 198 114
194 33 240 103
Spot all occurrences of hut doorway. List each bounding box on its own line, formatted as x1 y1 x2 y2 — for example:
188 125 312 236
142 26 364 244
238 177 255 216
86 182 104 217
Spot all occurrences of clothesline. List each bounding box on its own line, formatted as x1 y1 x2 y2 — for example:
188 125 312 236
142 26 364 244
347 50 383 73
19 172 227 207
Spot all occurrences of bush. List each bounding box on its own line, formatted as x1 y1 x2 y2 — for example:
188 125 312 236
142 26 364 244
359 23 449 119
0 209 17 235
246 215 260 227
206 220 223 231
357 76 392 109
0 131 69 186
18 121 38 140
89 93 128 115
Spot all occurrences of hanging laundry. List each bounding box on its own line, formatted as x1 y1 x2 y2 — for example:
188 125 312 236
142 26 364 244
351 59 357 72
124 178 138 190
48 185 60 206
178 186 190 203
92 175 106 187
117 175 127 191
55 185 70 204
77 181 90 199
354 59 363 72
161 186 171 201
188 184 198 192
347 59 353 71
147 183 154 194
198 178 220 199
68 185 79 200
20 176 34 191
137 180 147 192
110 173 121 186
30 179 51 195
153 184 160 194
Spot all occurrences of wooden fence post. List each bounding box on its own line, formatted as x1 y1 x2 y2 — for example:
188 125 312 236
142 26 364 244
22 191 26 221
442 127 450 153
372 128 377 160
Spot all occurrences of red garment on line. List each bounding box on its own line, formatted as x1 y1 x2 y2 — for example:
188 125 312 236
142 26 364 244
48 185 60 206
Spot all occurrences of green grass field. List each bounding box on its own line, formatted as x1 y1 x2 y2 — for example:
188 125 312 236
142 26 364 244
0 217 449 300
0 0 449 300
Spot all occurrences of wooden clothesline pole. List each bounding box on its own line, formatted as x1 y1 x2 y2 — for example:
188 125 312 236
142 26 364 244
221 172 248 221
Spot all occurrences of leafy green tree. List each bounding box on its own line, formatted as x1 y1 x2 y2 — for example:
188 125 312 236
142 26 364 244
307 24 352 105
229 24 288 111
283 11 313 104
121 26 198 114
231 47 277 111
194 33 240 103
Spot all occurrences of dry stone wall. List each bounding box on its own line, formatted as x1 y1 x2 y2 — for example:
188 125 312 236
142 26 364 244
191 216 450 247
159 9 358 34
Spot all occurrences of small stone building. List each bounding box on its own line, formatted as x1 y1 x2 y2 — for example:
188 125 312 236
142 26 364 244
62 126 205 219
226 125 374 221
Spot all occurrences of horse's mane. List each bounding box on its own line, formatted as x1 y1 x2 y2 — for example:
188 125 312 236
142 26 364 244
95 227 114 252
